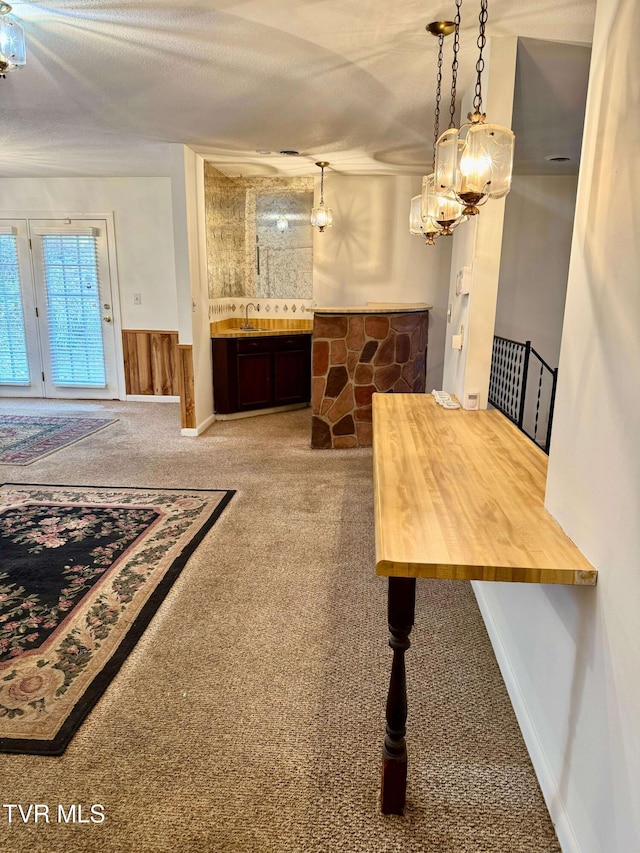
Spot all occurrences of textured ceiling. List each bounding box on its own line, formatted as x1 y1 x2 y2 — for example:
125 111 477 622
0 1 596 178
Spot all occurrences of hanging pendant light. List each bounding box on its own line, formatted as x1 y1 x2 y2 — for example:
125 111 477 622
311 161 333 232
435 0 515 216
410 25 450 246
418 2 466 242
0 3 26 78
410 194 440 246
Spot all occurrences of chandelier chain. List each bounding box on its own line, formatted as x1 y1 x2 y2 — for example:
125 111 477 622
449 0 463 128
320 165 325 203
473 0 488 113
433 33 444 165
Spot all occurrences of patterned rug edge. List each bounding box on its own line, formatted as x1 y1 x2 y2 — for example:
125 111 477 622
0 417 119 466
0 484 235 756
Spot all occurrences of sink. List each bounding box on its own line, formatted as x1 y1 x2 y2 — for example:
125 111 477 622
239 326 266 332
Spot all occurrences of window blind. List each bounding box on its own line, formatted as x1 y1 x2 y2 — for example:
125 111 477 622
42 234 106 387
0 232 30 384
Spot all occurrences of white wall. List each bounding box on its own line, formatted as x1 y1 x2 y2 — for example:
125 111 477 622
0 177 178 331
170 145 214 433
495 175 578 367
474 0 640 849
313 174 452 391
441 38 518 408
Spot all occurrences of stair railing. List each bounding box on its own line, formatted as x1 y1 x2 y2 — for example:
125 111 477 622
488 335 558 454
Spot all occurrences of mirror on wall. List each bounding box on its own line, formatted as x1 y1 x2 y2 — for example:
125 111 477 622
205 165 314 300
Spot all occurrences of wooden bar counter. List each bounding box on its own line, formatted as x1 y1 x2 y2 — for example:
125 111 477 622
372 393 597 815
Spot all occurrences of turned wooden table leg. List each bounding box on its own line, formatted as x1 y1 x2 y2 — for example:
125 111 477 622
381 576 416 815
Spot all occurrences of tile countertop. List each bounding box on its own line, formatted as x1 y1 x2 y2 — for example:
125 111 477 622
312 303 432 314
210 318 313 338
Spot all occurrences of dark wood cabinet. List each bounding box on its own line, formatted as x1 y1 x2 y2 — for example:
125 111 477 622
213 334 311 414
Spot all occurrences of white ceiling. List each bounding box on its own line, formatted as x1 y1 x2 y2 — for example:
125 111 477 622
0 0 596 179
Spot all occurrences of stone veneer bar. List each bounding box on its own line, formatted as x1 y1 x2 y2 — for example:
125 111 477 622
311 304 430 449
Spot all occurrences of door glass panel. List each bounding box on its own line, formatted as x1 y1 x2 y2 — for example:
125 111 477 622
42 234 106 387
0 233 30 384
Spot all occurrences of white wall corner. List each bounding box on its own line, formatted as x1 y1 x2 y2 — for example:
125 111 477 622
171 145 214 429
440 36 517 408
181 412 215 437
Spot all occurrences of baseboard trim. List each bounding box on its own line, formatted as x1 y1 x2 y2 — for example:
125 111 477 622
472 582 580 853
181 413 216 437
181 404 308 434
214 403 308 421
126 395 180 403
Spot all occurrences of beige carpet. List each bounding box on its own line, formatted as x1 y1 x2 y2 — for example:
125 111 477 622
0 399 560 853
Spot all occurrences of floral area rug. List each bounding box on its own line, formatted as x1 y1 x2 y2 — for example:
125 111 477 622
0 415 118 465
0 483 234 755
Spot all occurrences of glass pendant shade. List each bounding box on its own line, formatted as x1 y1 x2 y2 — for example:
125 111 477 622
311 201 333 232
434 128 464 196
0 12 25 73
312 161 333 233
409 195 424 236
459 123 515 200
436 122 515 214
410 193 440 245
421 172 464 236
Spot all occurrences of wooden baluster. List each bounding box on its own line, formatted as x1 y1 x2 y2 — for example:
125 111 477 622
381 576 416 815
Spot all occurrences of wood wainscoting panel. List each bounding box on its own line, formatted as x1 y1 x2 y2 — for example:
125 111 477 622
177 344 196 429
122 330 180 396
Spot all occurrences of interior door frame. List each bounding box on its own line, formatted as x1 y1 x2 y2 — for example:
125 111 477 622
1 210 126 401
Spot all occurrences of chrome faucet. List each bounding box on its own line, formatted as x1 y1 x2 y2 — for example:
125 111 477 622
242 302 259 329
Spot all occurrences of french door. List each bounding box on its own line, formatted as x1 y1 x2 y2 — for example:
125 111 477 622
0 218 120 399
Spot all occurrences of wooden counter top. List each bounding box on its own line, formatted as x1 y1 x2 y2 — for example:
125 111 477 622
211 318 312 338
372 394 597 585
313 303 431 315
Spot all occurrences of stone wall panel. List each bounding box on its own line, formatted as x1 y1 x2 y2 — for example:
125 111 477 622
330 339 347 365
346 316 365 350
314 315 348 339
311 310 428 448
313 340 329 377
365 316 390 339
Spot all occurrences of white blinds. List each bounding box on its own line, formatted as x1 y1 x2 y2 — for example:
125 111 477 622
42 234 106 387
0 232 30 384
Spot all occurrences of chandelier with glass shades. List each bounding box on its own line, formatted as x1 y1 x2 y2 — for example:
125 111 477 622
434 0 515 217
412 0 515 245
0 3 25 78
311 161 333 233
411 6 466 245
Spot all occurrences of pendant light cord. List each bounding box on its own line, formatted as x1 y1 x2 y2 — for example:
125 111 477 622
449 0 463 129
473 0 488 115
433 33 445 168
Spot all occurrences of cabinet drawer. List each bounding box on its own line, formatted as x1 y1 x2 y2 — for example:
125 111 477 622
276 334 312 351
237 337 273 354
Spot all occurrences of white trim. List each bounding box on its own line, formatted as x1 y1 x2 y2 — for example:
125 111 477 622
126 394 180 403
180 412 216 437
472 582 580 853
30 226 99 236
214 403 308 421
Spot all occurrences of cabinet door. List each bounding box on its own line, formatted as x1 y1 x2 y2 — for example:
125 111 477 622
273 347 311 405
237 351 273 410
212 338 237 414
